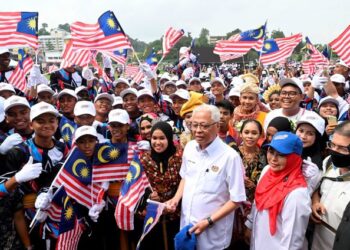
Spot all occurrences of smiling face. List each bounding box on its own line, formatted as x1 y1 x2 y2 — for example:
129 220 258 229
280 85 303 111
31 113 58 138
296 123 317 148
240 121 261 147
114 82 129 96
319 102 338 118
172 96 187 116
239 92 258 113
59 95 77 116
151 129 169 153
140 120 152 140
267 147 287 172
6 105 31 133
211 82 225 96
122 94 138 113
268 93 281 110
76 135 97 157
94 98 112 116
109 122 129 143
138 95 156 113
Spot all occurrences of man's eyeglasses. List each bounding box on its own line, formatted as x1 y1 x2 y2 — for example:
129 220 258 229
327 141 350 155
189 122 217 131
280 91 300 98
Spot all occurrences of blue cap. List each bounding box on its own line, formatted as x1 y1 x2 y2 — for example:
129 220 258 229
174 224 196 250
264 131 303 155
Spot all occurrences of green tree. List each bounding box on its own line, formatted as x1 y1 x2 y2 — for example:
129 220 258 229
270 30 285 39
58 23 70 32
226 28 241 39
46 41 54 51
196 28 209 47
38 23 50 35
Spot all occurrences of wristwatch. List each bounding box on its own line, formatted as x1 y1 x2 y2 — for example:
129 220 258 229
206 216 214 227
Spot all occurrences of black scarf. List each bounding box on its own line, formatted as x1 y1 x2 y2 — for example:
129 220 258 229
150 121 176 172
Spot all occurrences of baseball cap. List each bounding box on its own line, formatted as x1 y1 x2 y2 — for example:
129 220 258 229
171 75 179 82
296 112 325 135
75 86 88 95
57 89 78 100
336 59 349 68
162 95 173 105
176 80 187 88
108 109 130 124
170 89 190 101
201 82 211 91
280 77 304 94
137 89 154 100
113 96 123 106
330 74 346 84
230 77 244 88
4 95 30 112
211 77 226 87
174 224 196 250
318 96 339 108
0 82 15 94
37 84 54 95
30 102 59 121
189 77 201 85
164 81 176 88
114 78 130 87
74 101 96 117
0 96 5 123
74 125 97 141
265 131 303 155
228 87 240 97
0 48 10 55
159 74 170 82
120 88 137 99
94 93 114 104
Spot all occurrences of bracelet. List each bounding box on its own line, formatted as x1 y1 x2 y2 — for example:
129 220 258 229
206 216 214 227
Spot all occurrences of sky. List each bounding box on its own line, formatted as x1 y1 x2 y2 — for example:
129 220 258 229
2 0 350 44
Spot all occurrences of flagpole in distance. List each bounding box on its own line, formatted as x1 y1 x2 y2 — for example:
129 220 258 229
258 20 268 66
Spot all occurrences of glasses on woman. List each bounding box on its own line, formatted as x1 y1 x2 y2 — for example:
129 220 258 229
327 141 350 155
189 122 217 131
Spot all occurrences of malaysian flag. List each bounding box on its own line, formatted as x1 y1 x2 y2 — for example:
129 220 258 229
125 65 139 77
92 142 129 182
60 40 92 68
260 33 302 65
145 49 158 66
329 25 350 66
8 49 34 92
56 221 83 250
115 152 150 230
302 60 316 75
219 54 242 62
53 147 102 209
70 10 131 51
104 49 128 65
0 12 38 48
136 201 166 250
305 37 329 66
48 64 59 73
213 24 266 56
162 27 184 56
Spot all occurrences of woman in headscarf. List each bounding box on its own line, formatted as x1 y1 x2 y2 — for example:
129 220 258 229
138 121 182 250
245 132 311 250
138 112 159 141
264 116 293 144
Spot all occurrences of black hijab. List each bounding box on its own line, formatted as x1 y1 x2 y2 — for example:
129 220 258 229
150 121 176 172
268 116 293 132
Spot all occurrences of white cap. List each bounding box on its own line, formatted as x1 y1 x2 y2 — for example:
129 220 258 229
175 80 187 87
0 82 15 94
228 87 240 97
37 84 54 95
159 74 170 81
137 89 154 100
74 101 96 116
0 48 10 55
318 96 339 108
108 109 130 124
336 59 349 68
57 89 78 100
120 88 137 99
0 96 5 123
94 93 114 104
210 77 226 87
164 81 176 88
113 96 123 106
162 95 173 104
4 95 30 112
330 74 346 84
74 125 97 141
170 89 190 100
280 77 304 94
75 86 88 95
297 112 325 135
114 78 130 87
30 102 59 121
199 72 207 79
230 77 244 88
171 75 179 82
189 77 201 84
201 81 211 91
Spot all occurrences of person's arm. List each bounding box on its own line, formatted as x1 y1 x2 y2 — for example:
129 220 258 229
311 190 326 223
165 178 185 212
189 200 239 235
14 209 31 248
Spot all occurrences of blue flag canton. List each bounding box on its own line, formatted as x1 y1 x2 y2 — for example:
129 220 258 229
145 49 158 66
114 49 128 58
121 153 144 195
142 203 159 234
17 49 29 69
59 116 76 146
305 36 314 52
98 11 124 37
65 148 92 185
240 25 265 41
262 39 279 54
17 12 38 36
93 142 128 165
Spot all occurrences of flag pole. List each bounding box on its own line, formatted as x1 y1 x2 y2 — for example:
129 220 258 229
258 20 268 66
154 55 165 71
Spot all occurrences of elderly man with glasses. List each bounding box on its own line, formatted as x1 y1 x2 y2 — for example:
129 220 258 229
311 121 350 250
166 104 246 250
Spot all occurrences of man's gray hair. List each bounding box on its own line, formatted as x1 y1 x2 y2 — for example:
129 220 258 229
192 104 220 122
334 120 350 138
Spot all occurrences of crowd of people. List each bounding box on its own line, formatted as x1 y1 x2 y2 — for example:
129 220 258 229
1 45 350 250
